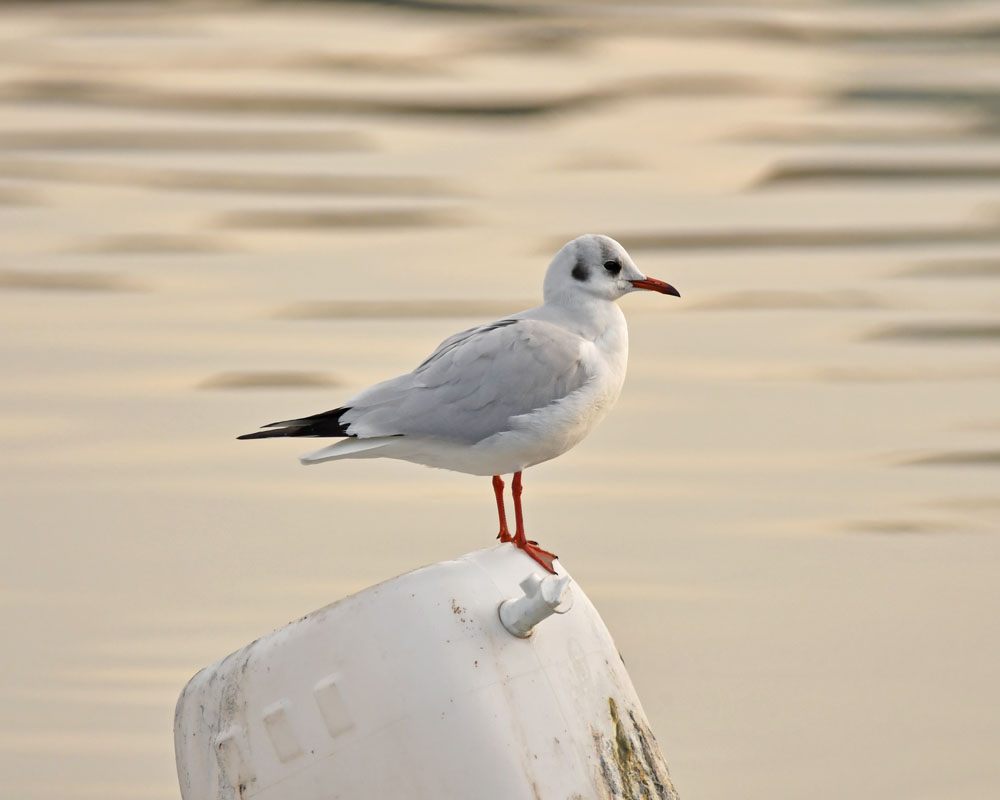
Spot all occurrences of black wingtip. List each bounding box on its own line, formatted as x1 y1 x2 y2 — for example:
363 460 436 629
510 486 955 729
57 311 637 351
238 406 353 441
237 430 281 440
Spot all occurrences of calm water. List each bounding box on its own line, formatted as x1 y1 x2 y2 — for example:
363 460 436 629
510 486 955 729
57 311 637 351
2 2 999 798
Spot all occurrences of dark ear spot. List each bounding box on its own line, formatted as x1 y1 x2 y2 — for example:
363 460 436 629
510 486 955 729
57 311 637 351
571 260 589 282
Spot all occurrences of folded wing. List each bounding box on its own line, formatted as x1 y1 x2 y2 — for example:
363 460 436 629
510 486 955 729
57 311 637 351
342 318 591 444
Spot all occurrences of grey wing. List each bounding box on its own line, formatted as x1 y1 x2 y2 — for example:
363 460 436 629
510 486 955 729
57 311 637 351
341 319 591 443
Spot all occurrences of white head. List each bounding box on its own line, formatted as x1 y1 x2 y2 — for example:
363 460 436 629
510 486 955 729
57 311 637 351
542 234 680 306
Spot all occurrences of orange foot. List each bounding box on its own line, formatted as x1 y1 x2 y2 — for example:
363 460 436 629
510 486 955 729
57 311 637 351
496 527 513 544
514 539 558 574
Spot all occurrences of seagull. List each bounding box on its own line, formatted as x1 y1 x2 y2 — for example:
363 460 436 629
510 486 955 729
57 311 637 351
239 234 679 573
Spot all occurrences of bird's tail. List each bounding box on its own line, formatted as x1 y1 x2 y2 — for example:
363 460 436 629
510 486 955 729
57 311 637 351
299 437 397 465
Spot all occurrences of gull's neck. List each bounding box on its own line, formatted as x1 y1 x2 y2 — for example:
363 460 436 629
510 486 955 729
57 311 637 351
534 292 627 344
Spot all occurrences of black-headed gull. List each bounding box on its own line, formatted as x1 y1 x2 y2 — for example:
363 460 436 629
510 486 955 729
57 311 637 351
239 234 679 572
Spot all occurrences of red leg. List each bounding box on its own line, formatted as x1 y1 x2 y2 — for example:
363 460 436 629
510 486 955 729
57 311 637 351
493 475 512 543
512 471 525 544
511 471 558 574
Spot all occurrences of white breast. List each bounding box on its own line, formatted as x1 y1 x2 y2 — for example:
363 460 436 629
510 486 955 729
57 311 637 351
472 305 629 473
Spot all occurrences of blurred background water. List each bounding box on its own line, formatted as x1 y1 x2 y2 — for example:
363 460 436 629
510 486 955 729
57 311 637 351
1 1 999 798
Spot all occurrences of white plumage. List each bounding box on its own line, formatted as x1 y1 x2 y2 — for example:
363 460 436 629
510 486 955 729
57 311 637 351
240 234 679 571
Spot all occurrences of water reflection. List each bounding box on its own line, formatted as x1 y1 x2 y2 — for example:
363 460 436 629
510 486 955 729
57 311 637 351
274 299 533 319
0 129 372 152
1 2 998 800
0 158 455 196
895 257 1000 279
868 322 1000 342
0 269 143 292
197 371 342 390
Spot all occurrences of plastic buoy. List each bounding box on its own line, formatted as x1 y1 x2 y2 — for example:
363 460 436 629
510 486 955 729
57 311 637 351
174 544 679 800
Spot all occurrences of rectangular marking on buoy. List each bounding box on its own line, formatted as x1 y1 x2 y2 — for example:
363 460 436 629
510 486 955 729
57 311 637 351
262 700 303 763
214 725 255 789
313 675 354 738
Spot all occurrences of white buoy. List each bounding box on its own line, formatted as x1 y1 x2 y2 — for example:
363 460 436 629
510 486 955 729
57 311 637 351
174 544 679 800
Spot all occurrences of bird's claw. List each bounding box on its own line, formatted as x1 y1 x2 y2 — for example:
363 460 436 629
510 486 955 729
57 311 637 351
513 539 558 574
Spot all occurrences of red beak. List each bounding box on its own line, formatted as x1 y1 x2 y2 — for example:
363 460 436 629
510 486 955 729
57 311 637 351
630 277 681 297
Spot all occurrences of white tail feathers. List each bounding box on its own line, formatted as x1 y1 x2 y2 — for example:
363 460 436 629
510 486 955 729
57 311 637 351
300 437 396 465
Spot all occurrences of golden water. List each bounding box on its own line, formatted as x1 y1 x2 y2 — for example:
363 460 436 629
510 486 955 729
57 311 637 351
1 2 999 798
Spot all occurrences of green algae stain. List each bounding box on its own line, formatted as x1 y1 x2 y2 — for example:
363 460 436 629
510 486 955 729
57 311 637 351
598 697 679 800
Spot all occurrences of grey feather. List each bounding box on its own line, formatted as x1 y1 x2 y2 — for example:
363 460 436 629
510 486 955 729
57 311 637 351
341 319 591 443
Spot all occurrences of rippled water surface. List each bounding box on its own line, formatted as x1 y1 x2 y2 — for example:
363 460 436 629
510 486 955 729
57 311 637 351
2 2 999 798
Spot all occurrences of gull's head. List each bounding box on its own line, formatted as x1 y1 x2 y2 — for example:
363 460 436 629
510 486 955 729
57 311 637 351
543 234 680 306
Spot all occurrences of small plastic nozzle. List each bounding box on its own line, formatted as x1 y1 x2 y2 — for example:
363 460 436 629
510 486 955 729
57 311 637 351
498 573 573 638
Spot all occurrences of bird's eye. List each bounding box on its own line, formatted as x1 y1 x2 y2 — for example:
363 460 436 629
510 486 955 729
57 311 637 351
603 260 622 275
